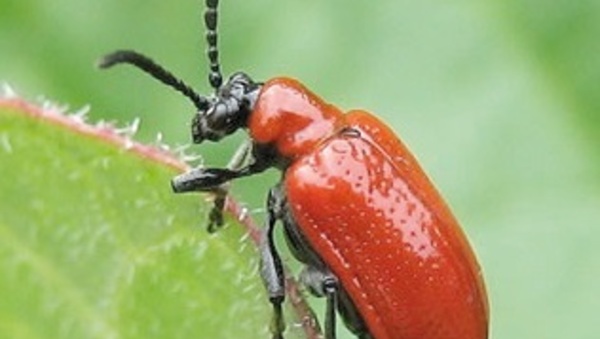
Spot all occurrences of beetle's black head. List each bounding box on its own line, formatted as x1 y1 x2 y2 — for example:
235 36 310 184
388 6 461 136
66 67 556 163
191 72 261 143
99 0 261 144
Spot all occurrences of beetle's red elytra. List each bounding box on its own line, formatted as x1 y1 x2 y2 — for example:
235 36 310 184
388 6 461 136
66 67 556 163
252 77 489 338
100 1 489 338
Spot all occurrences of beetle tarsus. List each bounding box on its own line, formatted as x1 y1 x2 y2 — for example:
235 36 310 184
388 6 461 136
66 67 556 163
269 297 285 339
299 266 339 339
207 190 226 232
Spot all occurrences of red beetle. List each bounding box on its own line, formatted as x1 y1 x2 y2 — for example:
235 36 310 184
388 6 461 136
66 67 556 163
101 0 488 338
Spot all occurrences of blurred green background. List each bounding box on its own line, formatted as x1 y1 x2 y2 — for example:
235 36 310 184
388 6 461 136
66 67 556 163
1 0 599 338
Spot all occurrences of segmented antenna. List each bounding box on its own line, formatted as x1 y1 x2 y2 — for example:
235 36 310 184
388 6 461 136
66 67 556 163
99 50 209 111
205 0 223 90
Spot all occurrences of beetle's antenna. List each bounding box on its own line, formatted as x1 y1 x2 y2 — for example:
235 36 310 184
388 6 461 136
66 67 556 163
205 0 223 91
99 50 210 111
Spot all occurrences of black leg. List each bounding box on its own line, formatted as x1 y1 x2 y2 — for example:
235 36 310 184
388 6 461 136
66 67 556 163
206 141 252 232
171 167 241 192
206 185 227 233
299 266 340 339
171 141 270 231
323 277 339 339
260 187 287 338
171 141 271 194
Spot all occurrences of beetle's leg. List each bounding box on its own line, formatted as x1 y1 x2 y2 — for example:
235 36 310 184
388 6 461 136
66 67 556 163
171 142 272 193
171 142 273 231
260 186 287 338
171 160 260 193
207 140 252 232
323 279 338 339
300 266 339 339
323 279 339 339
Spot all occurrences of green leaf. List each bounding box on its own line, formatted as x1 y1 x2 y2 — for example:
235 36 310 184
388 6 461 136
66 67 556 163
0 100 271 338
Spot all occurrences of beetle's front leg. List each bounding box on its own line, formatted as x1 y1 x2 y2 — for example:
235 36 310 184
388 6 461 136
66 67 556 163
260 186 287 338
172 167 242 232
171 141 264 231
206 142 252 231
171 167 241 192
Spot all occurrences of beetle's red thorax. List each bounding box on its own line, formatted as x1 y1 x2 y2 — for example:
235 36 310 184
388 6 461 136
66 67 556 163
248 77 344 158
